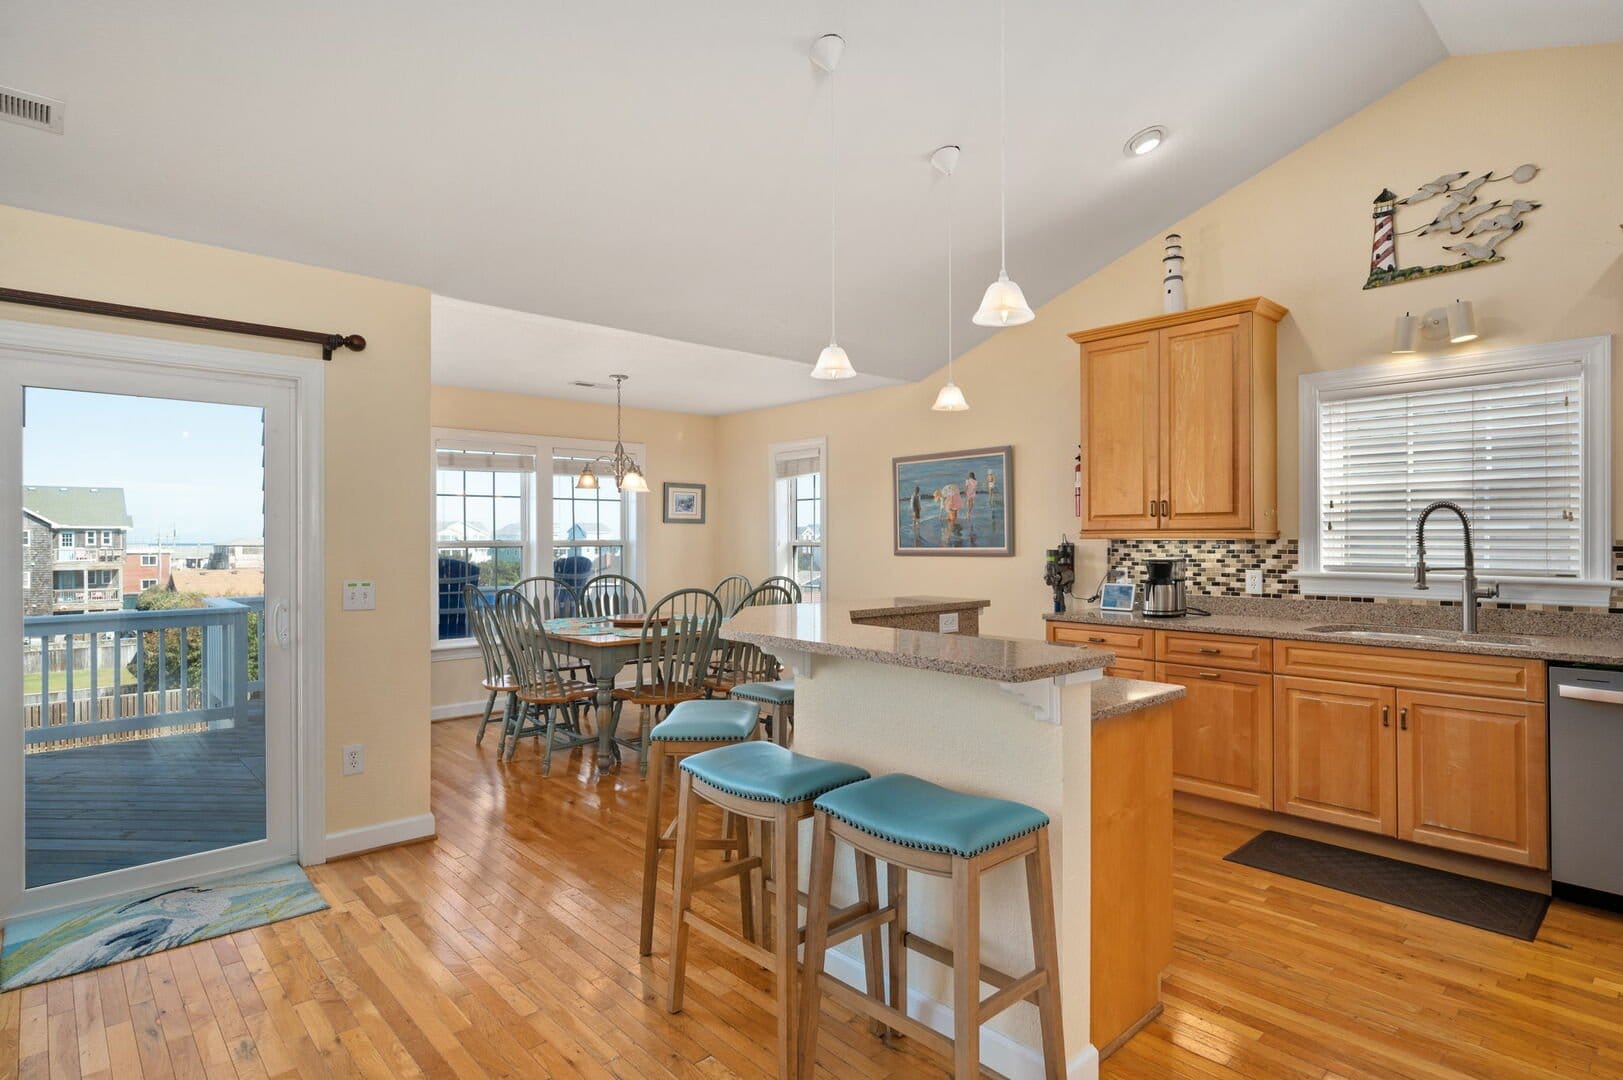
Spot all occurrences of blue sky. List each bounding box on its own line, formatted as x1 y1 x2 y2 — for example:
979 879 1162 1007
24 388 265 544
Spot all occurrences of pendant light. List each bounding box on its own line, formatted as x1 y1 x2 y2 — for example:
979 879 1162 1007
972 0 1035 328
931 145 969 412
810 33 857 379
574 374 649 493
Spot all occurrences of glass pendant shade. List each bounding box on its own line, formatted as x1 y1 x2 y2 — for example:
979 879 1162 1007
972 270 1035 327
811 343 856 380
931 381 969 412
575 464 599 489
619 465 650 493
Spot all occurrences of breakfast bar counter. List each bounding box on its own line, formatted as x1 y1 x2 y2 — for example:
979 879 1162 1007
722 601 1181 1075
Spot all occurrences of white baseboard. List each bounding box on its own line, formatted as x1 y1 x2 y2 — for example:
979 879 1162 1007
821 947 1099 1080
432 698 502 722
324 813 437 860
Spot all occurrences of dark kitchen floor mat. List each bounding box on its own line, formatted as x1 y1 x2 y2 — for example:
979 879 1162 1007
1224 830 1549 941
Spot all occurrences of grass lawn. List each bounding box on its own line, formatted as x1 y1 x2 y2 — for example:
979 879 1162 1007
23 667 139 695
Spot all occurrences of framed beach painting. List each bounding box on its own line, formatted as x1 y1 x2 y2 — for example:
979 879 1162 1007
662 482 706 524
893 446 1013 556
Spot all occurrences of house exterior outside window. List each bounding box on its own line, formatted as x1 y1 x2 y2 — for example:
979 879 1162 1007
22 486 133 615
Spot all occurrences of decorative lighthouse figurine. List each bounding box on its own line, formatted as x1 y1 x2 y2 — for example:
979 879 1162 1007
1366 188 1398 287
1162 233 1186 313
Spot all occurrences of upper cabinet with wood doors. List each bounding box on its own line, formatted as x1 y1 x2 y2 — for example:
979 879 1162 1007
1072 297 1286 538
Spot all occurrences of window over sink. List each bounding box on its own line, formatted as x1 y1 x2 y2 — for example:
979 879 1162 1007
1297 337 1612 606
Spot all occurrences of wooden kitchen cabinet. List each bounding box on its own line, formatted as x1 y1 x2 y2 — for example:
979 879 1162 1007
1397 691 1549 869
1273 677 1397 835
1072 297 1285 538
1156 662 1273 809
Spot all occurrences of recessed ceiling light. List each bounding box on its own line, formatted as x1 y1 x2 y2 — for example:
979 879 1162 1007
1125 125 1166 157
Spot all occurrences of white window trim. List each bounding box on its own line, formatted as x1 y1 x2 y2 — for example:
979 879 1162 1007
1295 336 1614 606
768 436 827 602
430 427 647 659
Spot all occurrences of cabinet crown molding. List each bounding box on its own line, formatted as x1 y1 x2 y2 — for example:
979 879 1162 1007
1068 296 1288 344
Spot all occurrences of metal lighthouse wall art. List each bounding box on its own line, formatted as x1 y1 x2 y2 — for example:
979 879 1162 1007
1364 163 1541 289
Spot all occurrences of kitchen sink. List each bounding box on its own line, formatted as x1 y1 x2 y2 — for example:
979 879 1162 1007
1301 624 1541 649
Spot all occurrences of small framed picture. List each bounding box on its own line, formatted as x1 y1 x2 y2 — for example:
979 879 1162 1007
1098 582 1137 614
662 482 706 524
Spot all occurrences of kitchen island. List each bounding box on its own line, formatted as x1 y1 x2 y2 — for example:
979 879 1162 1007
722 600 1182 1077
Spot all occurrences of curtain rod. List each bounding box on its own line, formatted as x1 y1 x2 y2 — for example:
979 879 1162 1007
0 286 367 361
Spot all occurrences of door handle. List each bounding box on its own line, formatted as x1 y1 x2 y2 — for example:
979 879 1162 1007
1399 707 1408 731
1197 671 1221 679
1149 500 1159 519
1381 705 1390 728
1557 684 1623 706
1085 636 1107 644
272 600 291 648
1197 646 1221 655
1160 499 1170 518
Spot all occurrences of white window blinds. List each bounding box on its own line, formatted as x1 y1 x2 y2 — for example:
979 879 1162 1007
1318 368 1583 576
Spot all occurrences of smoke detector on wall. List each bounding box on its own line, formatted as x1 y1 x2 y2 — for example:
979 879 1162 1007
0 86 64 133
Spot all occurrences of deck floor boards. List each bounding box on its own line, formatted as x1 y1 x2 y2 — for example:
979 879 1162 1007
23 718 266 887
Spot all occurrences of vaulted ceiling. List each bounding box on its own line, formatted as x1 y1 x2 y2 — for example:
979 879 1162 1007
3 2 1620 406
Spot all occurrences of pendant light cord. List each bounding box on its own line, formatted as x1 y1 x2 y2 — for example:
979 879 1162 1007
829 58 838 344
946 168 955 378
998 0 1008 275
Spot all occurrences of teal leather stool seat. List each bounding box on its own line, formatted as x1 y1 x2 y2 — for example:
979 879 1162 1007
728 678 795 705
680 741 868 805
814 773 1049 858
649 699 760 743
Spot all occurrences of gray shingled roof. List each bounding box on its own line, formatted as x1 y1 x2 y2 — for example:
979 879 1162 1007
21 486 133 528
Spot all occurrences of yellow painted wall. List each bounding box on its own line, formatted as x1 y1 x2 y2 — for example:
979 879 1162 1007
429 386 720 710
716 44 1623 638
0 203 432 838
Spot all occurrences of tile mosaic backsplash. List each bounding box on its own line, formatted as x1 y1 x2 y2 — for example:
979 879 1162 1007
1103 538 1623 614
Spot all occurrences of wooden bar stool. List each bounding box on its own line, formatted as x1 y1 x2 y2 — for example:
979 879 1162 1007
640 699 763 956
668 742 876 1080
797 773 1067 1080
728 678 795 746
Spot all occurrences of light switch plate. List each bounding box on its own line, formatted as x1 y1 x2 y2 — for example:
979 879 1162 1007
343 580 376 611
939 611 960 634
1245 569 1264 594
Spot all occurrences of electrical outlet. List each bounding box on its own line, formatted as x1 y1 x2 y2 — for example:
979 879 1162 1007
342 581 375 611
342 744 364 776
1245 569 1264 594
938 611 960 634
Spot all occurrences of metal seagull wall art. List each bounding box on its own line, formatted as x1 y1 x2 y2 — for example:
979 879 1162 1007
1364 163 1541 289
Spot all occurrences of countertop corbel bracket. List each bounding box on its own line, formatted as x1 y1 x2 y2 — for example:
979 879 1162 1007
994 669 1100 725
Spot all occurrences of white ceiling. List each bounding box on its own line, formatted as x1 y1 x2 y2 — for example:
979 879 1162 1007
2 2 1619 406
431 295 900 415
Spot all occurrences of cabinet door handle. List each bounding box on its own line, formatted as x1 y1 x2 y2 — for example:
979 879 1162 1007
1381 705 1390 728
1161 498 1170 518
1399 707 1408 731
1149 499 1159 518
1197 646 1221 655
1085 636 1107 644
1197 671 1221 679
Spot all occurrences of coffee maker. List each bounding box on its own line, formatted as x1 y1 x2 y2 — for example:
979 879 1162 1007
1141 557 1189 617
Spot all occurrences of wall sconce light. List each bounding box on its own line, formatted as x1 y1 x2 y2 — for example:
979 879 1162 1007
1392 299 1477 354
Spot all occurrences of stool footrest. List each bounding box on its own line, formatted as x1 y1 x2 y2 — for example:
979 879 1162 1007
824 905 895 952
690 856 761 891
683 910 775 970
979 968 1049 1023
905 931 1022 993
817 972 951 1060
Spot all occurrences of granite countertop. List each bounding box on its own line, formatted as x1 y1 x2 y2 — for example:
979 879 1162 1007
1047 602 1623 667
724 601 1111 683
1091 676 1185 720
846 595 993 619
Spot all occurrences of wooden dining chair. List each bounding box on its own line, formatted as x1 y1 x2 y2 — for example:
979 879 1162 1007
712 574 753 617
513 574 589 678
464 586 520 752
490 589 598 774
706 581 794 697
756 575 803 603
579 573 647 618
612 588 723 774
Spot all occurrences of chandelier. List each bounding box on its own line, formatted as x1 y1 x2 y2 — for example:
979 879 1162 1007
574 374 649 493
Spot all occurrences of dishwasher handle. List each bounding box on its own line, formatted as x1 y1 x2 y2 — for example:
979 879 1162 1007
1557 684 1623 706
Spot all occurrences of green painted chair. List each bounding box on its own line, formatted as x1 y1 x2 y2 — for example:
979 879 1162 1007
757 575 803 602
490 588 597 775
579 573 647 618
612 588 723 774
712 574 753 616
709 582 797 744
464 586 519 752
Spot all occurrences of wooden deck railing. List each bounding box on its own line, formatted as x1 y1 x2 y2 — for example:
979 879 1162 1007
22 597 262 750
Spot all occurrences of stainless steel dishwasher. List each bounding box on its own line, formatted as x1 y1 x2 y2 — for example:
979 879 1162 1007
1550 665 1623 911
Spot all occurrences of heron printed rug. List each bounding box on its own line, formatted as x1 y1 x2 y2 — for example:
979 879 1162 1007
0 862 327 991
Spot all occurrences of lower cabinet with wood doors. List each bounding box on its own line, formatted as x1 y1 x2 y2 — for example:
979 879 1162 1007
1047 622 1551 870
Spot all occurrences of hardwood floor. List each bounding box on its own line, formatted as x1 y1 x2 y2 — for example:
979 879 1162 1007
3 714 1620 1079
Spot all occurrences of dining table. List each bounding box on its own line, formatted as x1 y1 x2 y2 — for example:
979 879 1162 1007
541 615 666 777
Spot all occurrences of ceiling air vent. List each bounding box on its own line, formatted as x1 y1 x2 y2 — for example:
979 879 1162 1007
0 86 64 134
